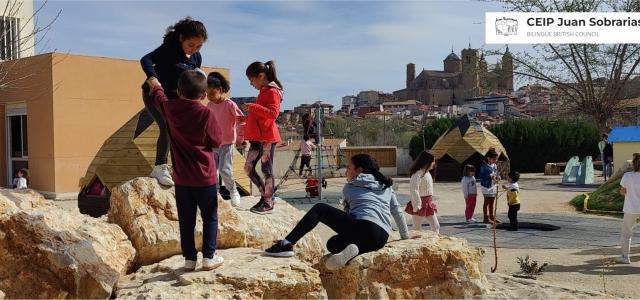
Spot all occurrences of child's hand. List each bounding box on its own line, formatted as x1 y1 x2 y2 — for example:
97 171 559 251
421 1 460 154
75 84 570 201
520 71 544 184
236 115 247 123
241 104 250 112
147 77 161 89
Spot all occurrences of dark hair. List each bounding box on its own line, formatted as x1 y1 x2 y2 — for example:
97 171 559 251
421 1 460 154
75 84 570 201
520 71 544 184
303 135 310 141
508 171 520 183
207 72 230 93
464 164 476 176
163 17 208 44
350 154 393 189
602 133 609 139
246 60 284 90
409 150 436 177
18 168 29 179
178 70 207 100
633 152 640 172
485 148 498 159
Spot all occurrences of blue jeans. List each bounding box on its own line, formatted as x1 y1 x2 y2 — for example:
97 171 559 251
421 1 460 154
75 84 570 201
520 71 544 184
175 185 218 260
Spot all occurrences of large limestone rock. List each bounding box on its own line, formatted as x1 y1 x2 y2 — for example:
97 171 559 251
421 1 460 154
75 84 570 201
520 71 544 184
236 196 324 263
0 188 135 299
316 231 488 299
109 178 323 267
115 248 327 299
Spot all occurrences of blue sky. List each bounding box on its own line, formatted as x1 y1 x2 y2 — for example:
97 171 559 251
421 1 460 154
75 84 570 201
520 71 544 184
35 0 522 109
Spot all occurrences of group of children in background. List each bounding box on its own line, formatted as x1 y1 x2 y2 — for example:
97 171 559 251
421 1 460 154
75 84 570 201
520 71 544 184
462 148 521 230
404 148 522 234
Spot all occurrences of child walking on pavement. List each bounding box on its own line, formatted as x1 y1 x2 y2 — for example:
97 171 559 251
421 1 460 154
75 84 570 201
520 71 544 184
404 150 440 234
147 70 223 271
616 153 640 264
461 164 478 223
503 171 520 231
480 148 500 224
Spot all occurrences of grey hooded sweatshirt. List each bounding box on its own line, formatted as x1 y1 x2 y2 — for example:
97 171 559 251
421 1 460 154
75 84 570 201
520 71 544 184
342 173 409 239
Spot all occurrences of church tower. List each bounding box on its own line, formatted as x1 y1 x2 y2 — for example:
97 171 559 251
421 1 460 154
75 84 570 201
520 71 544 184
406 63 415 88
461 44 481 100
501 46 514 93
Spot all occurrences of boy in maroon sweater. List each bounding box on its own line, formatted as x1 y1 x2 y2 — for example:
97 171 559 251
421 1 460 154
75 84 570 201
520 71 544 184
147 70 223 271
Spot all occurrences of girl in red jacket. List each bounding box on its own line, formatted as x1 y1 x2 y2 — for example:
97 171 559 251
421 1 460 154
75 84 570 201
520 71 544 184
243 61 283 214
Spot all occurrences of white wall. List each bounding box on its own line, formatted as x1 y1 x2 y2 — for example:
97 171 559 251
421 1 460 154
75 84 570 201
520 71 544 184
0 0 34 59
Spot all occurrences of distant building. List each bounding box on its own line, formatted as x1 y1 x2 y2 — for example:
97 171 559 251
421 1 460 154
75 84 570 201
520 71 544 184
461 95 509 117
394 46 514 106
230 97 256 106
341 95 357 115
365 111 394 121
382 100 420 113
294 101 334 117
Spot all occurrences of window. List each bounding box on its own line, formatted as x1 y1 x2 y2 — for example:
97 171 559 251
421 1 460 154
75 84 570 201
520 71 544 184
0 16 20 60
9 115 27 158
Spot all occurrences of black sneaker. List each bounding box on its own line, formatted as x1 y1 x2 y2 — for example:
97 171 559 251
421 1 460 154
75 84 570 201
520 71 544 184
250 201 274 214
265 240 294 257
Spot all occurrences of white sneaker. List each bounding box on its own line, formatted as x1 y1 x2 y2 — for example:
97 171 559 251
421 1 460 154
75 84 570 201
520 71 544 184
230 192 241 208
183 259 197 271
467 218 478 223
325 244 359 271
614 255 631 264
150 164 174 186
203 255 224 270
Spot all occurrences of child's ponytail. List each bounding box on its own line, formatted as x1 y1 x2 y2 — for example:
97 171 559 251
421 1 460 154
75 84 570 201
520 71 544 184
246 61 284 91
264 61 283 90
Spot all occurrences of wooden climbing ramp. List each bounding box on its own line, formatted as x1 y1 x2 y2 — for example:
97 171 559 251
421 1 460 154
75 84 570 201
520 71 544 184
80 109 251 194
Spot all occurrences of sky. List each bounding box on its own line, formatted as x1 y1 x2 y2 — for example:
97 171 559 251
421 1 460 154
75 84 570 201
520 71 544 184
34 0 525 110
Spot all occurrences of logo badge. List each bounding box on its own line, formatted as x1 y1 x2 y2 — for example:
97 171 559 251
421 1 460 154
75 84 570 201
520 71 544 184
495 17 518 36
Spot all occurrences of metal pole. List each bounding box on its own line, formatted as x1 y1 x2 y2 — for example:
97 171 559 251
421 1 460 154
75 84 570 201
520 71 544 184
316 105 323 202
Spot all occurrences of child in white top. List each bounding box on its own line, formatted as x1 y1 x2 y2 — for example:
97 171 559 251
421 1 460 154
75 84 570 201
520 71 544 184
461 164 478 223
14 168 28 189
616 152 640 264
404 151 439 234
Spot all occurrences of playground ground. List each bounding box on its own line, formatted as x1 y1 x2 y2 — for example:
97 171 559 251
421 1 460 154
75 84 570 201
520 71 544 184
276 173 640 298
53 173 639 298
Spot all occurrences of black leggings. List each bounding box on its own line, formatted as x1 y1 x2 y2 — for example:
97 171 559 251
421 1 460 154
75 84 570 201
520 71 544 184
299 155 312 176
285 203 389 254
142 90 170 166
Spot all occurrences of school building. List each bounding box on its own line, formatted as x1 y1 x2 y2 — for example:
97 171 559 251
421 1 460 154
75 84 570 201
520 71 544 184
0 52 229 199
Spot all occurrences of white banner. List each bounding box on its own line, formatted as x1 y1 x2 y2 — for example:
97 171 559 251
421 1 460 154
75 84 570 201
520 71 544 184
486 12 640 44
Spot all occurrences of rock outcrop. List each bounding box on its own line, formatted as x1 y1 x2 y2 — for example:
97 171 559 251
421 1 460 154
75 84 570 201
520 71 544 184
115 248 327 299
109 178 323 266
0 189 135 299
316 231 488 299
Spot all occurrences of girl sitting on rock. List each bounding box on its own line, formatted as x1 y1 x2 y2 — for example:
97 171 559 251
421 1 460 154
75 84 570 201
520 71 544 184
264 154 410 270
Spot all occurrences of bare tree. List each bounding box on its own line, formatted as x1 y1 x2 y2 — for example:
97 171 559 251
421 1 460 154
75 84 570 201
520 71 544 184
0 0 61 90
483 0 640 132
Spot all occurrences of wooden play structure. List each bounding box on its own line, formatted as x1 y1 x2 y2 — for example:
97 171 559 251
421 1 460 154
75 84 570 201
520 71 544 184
78 109 251 217
431 115 510 181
